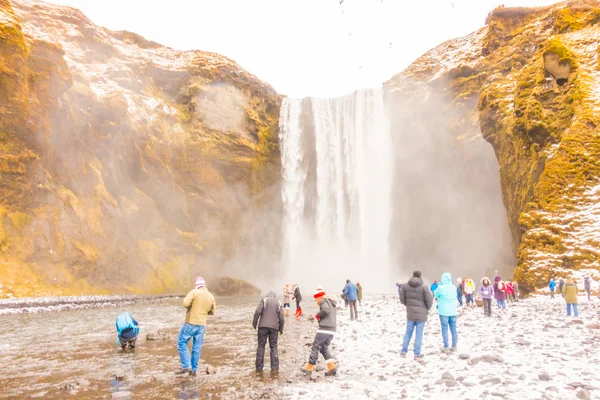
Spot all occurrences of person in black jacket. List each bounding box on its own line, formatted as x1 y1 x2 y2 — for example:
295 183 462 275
301 287 337 376
400 271 433 358
293 284 303 316
252 291 284 373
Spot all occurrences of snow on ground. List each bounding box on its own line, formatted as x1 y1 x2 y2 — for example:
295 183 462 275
282 295 600 400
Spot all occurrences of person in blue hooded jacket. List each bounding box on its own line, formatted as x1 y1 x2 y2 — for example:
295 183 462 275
344 280 359 321
549 278 556 299
434 273 458 352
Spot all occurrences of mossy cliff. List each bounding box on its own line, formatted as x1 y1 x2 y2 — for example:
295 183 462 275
386 0 600 291
0 0 281 298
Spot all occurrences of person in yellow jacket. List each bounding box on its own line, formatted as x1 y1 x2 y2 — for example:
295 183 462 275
176 276 216 376
562 278 579 318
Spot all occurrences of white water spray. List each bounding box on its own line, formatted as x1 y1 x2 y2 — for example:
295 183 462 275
279 89 393 293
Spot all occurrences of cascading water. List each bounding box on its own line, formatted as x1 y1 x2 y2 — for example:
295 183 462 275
279 89 393 293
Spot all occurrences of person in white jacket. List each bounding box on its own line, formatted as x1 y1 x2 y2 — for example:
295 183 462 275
463 277 476 306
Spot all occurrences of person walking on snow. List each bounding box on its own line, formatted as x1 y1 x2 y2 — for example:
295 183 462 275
301 287 337 376
456 278 464 307
506 281 515 302
357 282 363 306
283 284 292 316
464 278 475 306
252 291 284 373
549 278 556 299
559 278 565 298
584 277 592 301
400 271 433 359
344 280 359 320
436 273 458 352
563 278 579 317
513 281 520 301
479 277 494 317
494 276 507 310
176 277 216 376
430 280 439 294
293 284 303 316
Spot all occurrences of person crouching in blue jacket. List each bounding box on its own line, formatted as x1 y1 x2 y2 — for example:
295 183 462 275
435 273 458 353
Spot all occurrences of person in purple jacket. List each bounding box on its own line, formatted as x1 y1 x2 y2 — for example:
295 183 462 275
479 277 494 317
493 276 507 310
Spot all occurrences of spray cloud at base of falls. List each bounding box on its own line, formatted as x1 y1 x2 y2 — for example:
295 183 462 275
279 89 393 294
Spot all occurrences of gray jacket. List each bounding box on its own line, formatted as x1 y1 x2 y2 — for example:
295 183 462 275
316 297 337 332
253 292 284 332
584 278 591 290
400 277 433 322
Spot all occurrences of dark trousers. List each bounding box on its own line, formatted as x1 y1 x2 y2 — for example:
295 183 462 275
349 300 358 320
295 300 301 311
483 298 492 316
256 328 279 371
308 332 334 365
120 337 137 349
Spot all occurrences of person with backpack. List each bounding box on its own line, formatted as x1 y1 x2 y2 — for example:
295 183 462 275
115 312 140 350
549 278 556 299
456 278 464 307
176 276 216 377
400 271 433 359
463 277 475 306
562 278 579 317
293 284 303 316
344 279 359 321
478 277 494 317
436 273 458 352
301 287 338 376
584 277 592 301
559 278 565 298
493 276 507 310
357 282 363 306
505 281 515 302
252 291 284 373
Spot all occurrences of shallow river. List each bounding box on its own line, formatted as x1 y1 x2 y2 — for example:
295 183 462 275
0 296 320 399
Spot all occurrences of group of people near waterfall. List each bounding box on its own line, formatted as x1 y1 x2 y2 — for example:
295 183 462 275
112 272 597 378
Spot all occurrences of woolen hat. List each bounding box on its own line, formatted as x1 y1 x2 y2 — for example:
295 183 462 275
195 276 206 289
313 287 326 298
413 271 422 278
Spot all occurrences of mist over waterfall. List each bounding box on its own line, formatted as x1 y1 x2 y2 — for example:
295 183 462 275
279 89 393 293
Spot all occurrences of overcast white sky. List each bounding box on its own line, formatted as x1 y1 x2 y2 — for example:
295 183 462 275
45 0 557 98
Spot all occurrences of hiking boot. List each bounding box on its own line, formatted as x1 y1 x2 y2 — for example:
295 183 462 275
449 347 457 353
189 371 197 377
301 363 314 375
175 368 191 375
414 354 424 360
440 347 451 353
325 361 337 376
400 352 407 358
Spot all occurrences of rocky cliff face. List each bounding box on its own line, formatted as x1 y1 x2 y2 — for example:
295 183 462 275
0 0 281 298
387 0 600 290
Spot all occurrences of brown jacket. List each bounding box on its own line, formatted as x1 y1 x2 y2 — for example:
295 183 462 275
562 279 578 304
183 287 216 326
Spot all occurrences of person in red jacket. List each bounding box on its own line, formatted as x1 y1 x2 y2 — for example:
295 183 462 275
505 281 515 302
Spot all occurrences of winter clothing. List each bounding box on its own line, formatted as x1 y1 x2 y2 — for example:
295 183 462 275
430 281 439 293
316 297 337 332
183 286 216 326
464 279 475 295
584 277 592 300
308 332 335 366
482 298 492 316
400 274 434 322
435 273 458 317
478 278 495 300
256 328 279 371
116 312 139 349
357 283 363 304
559 279 565 297
253 291 285 332
396 282 403 298
283 286 292 305
549 279 556 298
439 315 457 349
195 276 206 289
349 300 358 320
293 285 303 315
344 281 358 301
493 276 507 302
179 281 215 373
506 282 515 302
562 279 578 304
401 320 425 356
304 295 338 373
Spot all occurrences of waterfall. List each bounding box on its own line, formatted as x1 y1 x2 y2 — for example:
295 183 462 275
279 89 393 293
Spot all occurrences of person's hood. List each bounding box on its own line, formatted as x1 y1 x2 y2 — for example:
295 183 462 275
481 277 491 285
266 291 277 298
408 276 423 287
566 278 575 285
441 273 452 285
322 296 337 307
550 278 555 283
494 276 501 282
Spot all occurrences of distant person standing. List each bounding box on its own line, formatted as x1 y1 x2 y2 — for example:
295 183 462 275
344 280 359 321
456 278 464 307
513 281 520 301
283 284 292 317
479 277 494 317
506 281 515 302
549 278 556 299
559 278 565 298
400 271 433 359
396 282 403 300
584 277 592 301
176 277 216 377
357 282 363 306
436 273 458 352
301 287 338 376
563 278 579 317
252 291 284 373
430 280 439 294
494 276 507 310
293 284 303 316
464 277 475 306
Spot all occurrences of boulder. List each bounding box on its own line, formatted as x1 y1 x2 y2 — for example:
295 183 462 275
211 276 261 297
146 330 170 341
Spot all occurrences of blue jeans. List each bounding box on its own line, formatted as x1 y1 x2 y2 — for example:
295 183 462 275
567 303 579 317
178 323 206 371
439 315 457 348
401 320 425 356
457 294 463 306
496 299 506 309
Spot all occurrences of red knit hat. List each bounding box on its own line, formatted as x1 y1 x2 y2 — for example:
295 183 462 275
313 287 326 299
